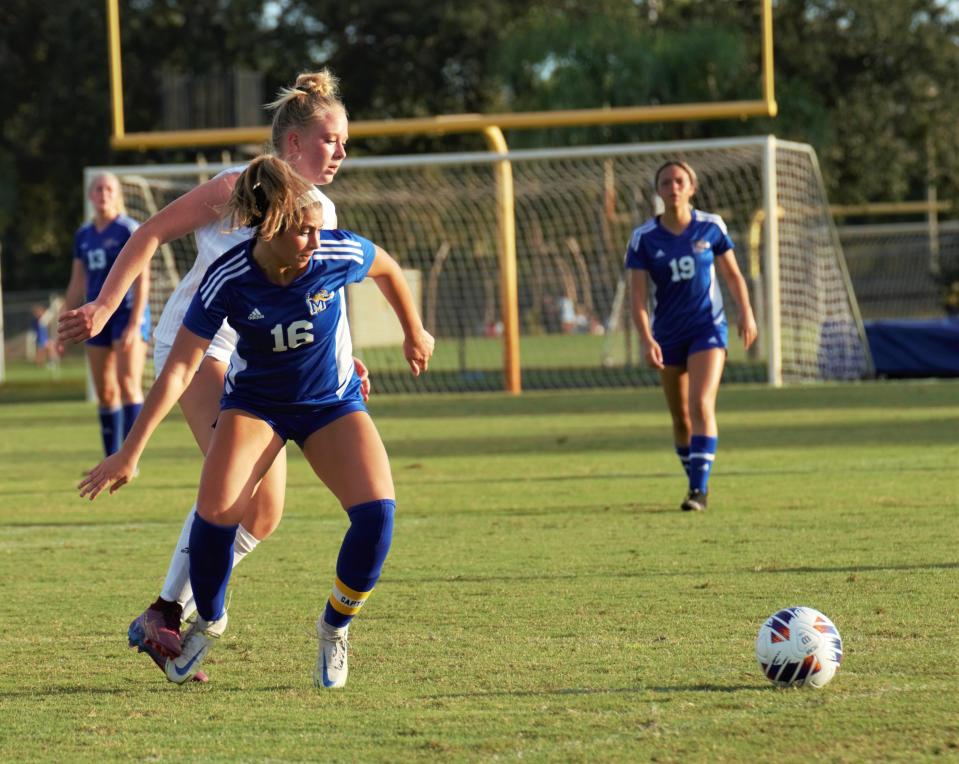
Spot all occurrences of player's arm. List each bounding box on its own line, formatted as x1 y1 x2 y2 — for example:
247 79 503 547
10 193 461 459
715 250 758 350
366 245 434 376
629 269 663 369
79 325 210 500
59 174 237 343
57 260 87 353
120 268 150 350
62 259 87 313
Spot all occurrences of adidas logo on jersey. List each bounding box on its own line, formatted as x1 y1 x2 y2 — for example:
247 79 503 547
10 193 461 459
248 308 265 320
654 249 666 259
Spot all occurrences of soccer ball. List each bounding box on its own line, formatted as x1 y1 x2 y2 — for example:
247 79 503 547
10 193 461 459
755 606 843 688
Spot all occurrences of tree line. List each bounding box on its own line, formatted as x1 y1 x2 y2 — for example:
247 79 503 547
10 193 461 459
2 0 958 290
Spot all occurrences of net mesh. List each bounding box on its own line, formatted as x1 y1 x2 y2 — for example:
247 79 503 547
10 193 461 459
838 220 958 320
94 137 871 393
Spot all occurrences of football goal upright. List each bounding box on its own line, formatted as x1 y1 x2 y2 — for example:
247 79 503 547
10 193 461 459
88 135 871 393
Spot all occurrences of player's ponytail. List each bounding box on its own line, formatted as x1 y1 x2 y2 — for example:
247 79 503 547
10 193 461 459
226 156 317 241
267 69 346 152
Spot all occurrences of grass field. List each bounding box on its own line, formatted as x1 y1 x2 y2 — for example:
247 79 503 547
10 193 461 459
0 380 957 762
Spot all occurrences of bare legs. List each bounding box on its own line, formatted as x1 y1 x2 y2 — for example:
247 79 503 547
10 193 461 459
658 349 726 507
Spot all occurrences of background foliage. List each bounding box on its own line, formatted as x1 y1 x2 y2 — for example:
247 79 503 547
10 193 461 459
2 0 959 289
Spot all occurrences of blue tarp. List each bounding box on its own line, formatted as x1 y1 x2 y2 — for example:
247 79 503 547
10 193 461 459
864 317 959 377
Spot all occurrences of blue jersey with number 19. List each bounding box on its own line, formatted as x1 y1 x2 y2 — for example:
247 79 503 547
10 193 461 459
183 229 376 412
624 209 734 348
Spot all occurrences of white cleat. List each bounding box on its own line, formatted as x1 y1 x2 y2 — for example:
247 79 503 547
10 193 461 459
314 620 349 689
164 611 228 685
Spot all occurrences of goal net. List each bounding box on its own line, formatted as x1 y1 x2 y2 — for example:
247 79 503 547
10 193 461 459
88 135 871 393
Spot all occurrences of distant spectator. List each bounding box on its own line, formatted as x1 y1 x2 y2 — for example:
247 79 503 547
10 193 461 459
29 303 57 367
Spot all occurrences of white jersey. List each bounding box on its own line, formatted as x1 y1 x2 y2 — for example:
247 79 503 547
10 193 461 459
153 165 338 347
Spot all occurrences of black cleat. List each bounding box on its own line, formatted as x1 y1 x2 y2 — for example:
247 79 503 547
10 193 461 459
681 489 707 512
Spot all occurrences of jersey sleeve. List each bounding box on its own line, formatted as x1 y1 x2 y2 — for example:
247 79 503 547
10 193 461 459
624 227 650 270
318 229 377 284
711 218 735 256
72 227 84 262
114 217 139 251
183 271 230 340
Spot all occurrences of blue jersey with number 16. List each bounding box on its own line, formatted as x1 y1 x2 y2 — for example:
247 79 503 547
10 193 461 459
624 209 734 348
183 229 376 412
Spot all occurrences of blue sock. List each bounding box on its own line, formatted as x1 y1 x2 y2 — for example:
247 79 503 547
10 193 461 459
689 435 718 494
188 513 238 622
675 445 691 477
98 407 122 456
323 500 395 629
122 402 143 441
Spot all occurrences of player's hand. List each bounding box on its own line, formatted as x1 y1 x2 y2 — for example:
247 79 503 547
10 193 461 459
404 328 435 377
79 451 138 500
643 338 665 370
353 356 371 402
59 301 110 344
738 312 759 351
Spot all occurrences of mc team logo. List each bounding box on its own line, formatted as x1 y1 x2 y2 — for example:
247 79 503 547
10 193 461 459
306 289 335 315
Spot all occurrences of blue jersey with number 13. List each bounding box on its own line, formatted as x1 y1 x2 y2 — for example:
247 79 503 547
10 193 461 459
73 215 140 307
183 229 376 412
624 209 734 348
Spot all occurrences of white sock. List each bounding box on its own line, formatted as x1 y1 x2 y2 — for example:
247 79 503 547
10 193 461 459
180 523 260 622
159 506 197 606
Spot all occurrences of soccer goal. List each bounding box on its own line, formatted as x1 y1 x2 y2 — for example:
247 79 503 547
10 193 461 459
87 135 871 394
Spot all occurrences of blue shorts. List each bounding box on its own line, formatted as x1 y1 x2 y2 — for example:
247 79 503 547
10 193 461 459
86 306 151 348
220 397 368 449
659 324 728 367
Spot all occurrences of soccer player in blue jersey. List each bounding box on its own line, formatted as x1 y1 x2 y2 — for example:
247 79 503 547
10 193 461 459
625 160 757 512
80 155 434 689
60 71 371 683
60 172 150 456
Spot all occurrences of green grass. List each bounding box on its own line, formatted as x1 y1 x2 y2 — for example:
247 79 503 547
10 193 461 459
0 381 957 762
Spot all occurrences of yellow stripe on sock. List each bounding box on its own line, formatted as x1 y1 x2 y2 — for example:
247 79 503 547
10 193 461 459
328 578 373 616
335 577 370 601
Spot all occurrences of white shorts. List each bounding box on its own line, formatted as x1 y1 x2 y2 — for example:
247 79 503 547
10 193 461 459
153 322 238 375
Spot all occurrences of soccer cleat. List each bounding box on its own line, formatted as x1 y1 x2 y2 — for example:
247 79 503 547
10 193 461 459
164 611 228 685
128 600 183 659
128 617 208 683
313 620 349 689
681 489 708 512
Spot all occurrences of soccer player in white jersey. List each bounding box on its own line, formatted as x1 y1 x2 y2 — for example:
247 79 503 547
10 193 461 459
625 160 757 512
58 70 367 682
60 172 150 458
80 155 434 688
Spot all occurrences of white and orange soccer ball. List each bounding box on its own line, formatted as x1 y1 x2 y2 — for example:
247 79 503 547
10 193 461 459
755 606 843 688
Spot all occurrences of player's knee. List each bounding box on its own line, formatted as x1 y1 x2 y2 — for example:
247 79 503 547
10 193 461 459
118 378 143 402
242 508 283 540
689 399 715 428
97 384 120 409
196 499 246 526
